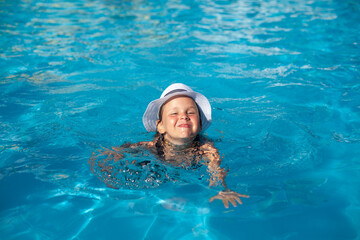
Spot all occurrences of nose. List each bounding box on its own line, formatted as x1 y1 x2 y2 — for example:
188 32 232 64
180 113 190 120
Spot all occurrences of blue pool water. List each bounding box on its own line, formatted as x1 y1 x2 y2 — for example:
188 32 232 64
1 0 360 239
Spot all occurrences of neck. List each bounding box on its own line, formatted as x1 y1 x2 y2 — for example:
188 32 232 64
160 134 199 150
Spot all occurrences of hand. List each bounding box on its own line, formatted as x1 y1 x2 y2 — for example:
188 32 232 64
209 190 249 208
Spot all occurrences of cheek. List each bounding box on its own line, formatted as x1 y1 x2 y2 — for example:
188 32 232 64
192 116 200 127
165 117 177 126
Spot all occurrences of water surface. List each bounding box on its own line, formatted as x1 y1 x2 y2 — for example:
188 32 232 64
1 0 360 239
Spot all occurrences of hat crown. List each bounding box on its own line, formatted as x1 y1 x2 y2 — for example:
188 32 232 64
160 83 194 98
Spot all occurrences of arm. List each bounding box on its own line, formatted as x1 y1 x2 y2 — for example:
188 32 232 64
89 141 152 167
111 141 155 157
201 142 249 208
88 141 154 188
202 142 227 188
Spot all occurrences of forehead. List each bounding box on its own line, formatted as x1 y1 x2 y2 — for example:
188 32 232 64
162 96 197 109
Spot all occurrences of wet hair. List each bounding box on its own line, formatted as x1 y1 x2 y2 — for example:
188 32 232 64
154 133 203 160
155 133 165 158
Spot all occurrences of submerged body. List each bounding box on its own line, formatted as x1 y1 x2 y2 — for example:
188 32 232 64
90 133 248 208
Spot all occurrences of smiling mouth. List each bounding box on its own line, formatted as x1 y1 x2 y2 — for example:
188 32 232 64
178 124 191 128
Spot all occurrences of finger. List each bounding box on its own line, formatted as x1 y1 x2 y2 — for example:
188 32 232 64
229 198 237 207
234 196 243 205
222 199 229 208
209 196 220 202
236 193 250 198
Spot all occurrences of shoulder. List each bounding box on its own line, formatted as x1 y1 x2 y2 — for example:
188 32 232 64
198 136 220 163
111 140 155 151
198 135 218 151
139 140 156 148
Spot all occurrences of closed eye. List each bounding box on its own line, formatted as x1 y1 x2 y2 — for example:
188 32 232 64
187 108 197 114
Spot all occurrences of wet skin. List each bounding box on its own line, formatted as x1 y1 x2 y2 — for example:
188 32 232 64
157 96 201 146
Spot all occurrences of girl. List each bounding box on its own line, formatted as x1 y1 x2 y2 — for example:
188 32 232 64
90 83 249 208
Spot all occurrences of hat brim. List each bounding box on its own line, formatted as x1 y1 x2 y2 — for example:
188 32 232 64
143 91 212 132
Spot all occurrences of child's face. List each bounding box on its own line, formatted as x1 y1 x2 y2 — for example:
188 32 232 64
157 96 201 145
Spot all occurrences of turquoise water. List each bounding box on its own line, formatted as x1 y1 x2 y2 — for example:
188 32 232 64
1 0 360 239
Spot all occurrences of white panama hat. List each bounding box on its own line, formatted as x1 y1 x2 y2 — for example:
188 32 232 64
143 83 212 132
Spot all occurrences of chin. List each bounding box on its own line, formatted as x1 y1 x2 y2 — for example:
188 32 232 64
180 135 197 141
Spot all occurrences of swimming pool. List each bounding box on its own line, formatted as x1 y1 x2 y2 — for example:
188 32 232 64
1 0 359 239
